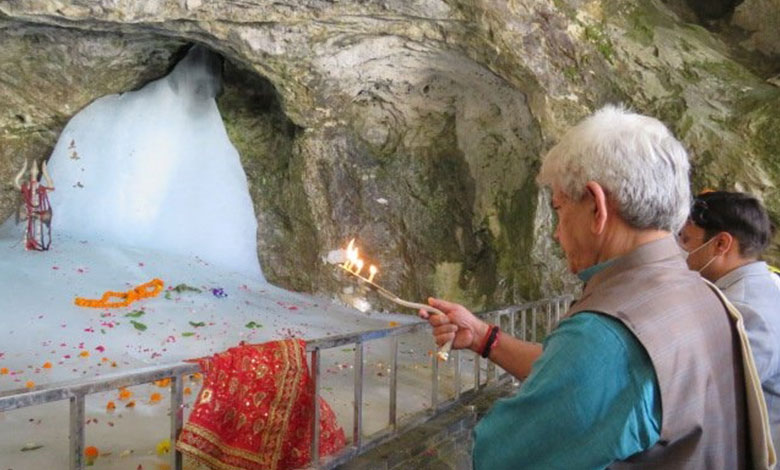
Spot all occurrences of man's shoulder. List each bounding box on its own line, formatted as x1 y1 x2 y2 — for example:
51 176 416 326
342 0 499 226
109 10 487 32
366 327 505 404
554 312 645 358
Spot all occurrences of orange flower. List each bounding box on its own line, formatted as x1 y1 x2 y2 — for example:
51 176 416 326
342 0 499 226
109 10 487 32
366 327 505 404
25 380 35 389
154 378 171 388
191 373 202 382
149 392 162 404
0 367 8 375
388 321 400 327
74 279 164 308
101 357 110 363
79 350 90 358
84 446 99 458
111 361 118 368
118 387 132 400
106 401 116 411
42 362 52 369
183 387 192 395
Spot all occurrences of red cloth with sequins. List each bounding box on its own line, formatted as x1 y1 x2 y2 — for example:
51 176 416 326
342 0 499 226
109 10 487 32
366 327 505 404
176 339 346 470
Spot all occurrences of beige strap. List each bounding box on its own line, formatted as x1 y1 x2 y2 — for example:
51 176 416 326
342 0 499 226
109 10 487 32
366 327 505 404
705 280 777 470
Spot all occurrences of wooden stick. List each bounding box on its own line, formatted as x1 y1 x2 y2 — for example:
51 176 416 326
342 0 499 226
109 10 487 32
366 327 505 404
339 265 453 361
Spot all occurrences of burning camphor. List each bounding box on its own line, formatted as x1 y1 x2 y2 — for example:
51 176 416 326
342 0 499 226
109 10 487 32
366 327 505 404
339 238 453 361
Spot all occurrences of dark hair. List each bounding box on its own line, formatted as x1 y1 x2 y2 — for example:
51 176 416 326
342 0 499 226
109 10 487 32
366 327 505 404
690 191 773 257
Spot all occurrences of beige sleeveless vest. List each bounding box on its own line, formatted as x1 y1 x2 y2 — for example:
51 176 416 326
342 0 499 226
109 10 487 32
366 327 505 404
569 237 748 470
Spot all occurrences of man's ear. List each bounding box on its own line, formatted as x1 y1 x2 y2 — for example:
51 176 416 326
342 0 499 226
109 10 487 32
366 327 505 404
585 181 609 235
714 231 735 255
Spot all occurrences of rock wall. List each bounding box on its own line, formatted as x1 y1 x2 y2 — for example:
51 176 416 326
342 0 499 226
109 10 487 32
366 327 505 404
0 0 777 309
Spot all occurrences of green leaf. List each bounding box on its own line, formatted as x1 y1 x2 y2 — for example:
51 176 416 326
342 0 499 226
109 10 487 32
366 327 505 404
130 320 147 331
245 321 263 329
181 332 195 337
172 284 202 293
164 291 172 300
20 443 44 452
189 321 206 328
124 310 145 318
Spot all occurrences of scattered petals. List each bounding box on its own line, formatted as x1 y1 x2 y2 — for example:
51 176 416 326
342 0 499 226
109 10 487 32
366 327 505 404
25 380 35 389
79 350 90 358
106 401 116 411
1 367 9 375
85 445 99 464
155 438 171 455
42 362 52 369
154 378 171 388
118 387 132 400
149 392 162 404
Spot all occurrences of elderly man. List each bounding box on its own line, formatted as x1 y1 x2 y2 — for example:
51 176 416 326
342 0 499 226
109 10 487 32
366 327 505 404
421 105 753 469
678 190 780 455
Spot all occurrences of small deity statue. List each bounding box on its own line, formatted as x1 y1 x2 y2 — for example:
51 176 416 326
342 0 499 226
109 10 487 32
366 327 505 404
14 159 55 251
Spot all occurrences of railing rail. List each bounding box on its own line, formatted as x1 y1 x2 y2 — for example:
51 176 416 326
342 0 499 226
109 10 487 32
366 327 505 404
0 295 573 470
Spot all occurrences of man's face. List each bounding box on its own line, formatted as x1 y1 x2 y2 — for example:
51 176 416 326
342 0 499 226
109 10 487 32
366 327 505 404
551 187 598 274
677 221 714 272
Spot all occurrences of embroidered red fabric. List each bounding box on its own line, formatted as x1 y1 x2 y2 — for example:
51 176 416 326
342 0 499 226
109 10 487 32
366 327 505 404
176 339 346 470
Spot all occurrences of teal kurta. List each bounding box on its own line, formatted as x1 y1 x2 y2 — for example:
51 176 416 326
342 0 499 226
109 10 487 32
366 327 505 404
472 312 662 470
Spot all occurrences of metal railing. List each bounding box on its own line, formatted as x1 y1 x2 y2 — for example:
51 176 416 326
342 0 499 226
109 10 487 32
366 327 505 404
0 295 572 470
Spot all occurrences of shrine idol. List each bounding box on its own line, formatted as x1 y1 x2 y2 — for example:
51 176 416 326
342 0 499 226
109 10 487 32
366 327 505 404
14 159 54 251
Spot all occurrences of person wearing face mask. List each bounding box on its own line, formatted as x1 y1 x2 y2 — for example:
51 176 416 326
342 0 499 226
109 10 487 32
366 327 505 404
419 105 775 470
679 190 780 454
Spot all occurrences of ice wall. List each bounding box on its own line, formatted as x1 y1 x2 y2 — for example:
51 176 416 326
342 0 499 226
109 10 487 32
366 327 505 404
45 46 262 278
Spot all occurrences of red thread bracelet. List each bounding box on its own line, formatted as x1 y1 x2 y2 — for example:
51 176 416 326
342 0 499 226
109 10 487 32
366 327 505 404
481 325 500 358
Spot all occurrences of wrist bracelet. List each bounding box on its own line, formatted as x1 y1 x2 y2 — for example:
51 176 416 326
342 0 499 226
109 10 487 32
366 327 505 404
481 325 500 358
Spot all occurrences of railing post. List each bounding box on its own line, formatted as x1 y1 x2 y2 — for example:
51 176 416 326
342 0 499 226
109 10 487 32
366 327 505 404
310 348 321 466
521 309 527 341
170 375 184 470
546 303 553 336
69 394 85 470
486 313 497 383
510 310 519 385
431 348 439 410
389 337 398 431
474 354 481 389
531 306 538 342
353 342 364 450
454 349 461 400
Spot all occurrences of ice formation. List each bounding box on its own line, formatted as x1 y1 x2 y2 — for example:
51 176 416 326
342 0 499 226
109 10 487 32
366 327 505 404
44 46 262 278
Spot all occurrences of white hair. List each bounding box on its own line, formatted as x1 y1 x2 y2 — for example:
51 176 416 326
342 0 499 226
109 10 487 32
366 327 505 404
537 104 691 232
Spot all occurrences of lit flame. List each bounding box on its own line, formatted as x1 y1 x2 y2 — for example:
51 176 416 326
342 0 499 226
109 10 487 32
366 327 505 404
341 238 377 282
343 239 357 271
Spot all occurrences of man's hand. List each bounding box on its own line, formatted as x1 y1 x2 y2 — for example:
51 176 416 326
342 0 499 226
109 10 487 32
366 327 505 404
419 297 489 353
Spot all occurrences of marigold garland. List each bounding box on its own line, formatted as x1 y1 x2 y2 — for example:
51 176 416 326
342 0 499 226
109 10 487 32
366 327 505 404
74 278 164 308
